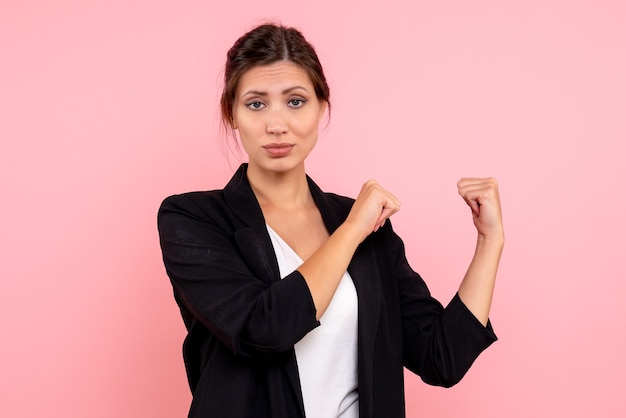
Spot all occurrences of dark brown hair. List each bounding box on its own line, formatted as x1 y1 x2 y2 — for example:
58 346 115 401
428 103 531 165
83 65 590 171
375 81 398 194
220 23 330 134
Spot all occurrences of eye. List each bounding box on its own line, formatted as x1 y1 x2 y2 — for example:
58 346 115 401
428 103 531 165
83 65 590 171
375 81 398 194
246 101 265 110
288 98 306 108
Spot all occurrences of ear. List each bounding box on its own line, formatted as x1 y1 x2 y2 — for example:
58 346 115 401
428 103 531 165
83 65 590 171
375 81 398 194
318 101 328 123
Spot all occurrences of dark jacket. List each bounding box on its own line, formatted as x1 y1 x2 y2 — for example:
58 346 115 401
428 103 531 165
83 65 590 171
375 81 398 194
157 164 497 418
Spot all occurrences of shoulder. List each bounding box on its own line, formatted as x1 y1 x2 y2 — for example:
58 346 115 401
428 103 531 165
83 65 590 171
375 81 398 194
158 163 252 218
159 190 227 220
156 189 249 240
156 189 243 247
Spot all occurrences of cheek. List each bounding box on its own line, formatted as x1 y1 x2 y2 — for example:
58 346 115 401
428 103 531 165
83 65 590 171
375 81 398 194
237 129 256 150
295 113 322 136
233 114 258 136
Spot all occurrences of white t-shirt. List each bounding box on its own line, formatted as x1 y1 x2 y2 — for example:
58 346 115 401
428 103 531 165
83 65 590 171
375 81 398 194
266 225 359 418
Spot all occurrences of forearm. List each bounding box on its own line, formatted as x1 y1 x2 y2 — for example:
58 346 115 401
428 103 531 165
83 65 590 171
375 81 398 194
457 234 504 326
297 223 363 320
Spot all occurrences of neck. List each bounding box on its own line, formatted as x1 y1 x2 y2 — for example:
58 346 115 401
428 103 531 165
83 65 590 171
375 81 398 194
246 163 312 210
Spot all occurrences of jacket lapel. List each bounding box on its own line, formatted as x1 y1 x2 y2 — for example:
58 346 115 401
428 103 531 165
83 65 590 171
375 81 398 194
223 164 281 284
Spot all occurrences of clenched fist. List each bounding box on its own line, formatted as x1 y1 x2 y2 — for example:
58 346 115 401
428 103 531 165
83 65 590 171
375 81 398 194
345 180 401 242
457 177 504 240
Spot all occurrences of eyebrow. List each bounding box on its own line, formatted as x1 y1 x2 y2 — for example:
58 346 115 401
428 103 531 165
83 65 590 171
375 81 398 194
241 85 310 97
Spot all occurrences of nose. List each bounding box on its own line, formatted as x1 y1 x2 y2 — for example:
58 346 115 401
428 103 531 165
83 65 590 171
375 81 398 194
266 108 288 135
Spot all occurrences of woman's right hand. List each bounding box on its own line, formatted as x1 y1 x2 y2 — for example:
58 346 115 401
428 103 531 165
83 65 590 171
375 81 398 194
344 180 401 242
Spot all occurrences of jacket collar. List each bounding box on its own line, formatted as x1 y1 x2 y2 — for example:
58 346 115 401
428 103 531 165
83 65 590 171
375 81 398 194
222 163 266 227
222 163 345 234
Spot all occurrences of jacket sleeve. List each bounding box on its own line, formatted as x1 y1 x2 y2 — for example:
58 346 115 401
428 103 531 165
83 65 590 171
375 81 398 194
157 193 320 358
385 224 497 387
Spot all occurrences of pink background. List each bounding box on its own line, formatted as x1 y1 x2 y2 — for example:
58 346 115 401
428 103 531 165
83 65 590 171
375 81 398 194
1 1 625 417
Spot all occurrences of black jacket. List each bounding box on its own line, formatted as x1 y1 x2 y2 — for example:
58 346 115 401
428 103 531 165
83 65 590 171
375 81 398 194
157 164 497 417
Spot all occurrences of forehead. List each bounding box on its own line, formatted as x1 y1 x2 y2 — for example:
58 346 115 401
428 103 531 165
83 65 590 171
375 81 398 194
237 61 314 94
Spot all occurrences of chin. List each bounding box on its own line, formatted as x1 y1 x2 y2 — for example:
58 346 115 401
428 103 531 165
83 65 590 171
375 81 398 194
256 158 305 175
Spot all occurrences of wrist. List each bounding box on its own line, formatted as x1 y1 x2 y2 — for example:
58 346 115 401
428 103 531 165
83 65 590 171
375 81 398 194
477 228 504 243
336 221 370 246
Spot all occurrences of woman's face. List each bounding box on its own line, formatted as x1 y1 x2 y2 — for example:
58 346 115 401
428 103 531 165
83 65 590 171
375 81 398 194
232 61 326 176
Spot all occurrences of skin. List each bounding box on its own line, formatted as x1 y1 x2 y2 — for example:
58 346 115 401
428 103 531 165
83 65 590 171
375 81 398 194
232 61 504 323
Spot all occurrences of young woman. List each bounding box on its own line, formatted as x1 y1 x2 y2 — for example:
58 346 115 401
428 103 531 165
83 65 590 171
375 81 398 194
158 23 503 418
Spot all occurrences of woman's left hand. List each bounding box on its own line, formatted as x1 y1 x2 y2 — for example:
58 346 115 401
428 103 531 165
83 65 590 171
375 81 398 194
457 177 504 240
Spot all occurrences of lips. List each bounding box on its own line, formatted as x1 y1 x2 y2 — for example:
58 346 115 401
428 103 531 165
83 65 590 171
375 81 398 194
263 143 294 157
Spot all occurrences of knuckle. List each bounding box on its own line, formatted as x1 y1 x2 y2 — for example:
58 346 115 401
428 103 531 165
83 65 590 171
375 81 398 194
487 177 498 186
